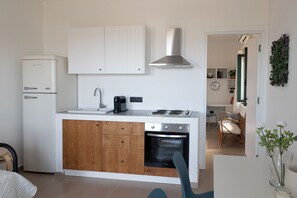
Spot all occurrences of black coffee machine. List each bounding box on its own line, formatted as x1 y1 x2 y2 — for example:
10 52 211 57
113 96 127 113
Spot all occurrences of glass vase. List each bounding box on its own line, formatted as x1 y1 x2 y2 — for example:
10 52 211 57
269 151 293 187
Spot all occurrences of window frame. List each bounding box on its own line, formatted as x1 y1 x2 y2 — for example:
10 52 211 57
237 47 248 106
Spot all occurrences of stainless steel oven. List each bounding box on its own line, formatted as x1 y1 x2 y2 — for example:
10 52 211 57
145 123 189 168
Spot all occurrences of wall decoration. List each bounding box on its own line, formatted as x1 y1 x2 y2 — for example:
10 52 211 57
269 34 290 87
210 81 220 91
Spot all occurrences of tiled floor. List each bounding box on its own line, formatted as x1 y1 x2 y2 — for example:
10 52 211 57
20 125 245 198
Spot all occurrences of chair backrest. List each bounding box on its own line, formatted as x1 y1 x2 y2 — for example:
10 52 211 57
237 104 246 134
238 114 246 135
0 143 18 172
173 152 193 198
148 188 167 198
173 152 215 198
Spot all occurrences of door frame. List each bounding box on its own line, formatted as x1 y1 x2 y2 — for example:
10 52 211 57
200 26 269 169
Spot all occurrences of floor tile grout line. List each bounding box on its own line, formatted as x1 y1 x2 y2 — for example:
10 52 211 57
104 180 122 198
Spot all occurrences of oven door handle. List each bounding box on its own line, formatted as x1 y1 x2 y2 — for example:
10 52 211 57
147 133 187 139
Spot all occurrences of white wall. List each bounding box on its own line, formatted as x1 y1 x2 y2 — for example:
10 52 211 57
268 0 297 161
207 35 240 69
42 0 270 168
207 35 239 105
0 0 43 165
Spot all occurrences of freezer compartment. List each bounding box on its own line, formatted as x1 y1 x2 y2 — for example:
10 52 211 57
23 93 56 173
23 59 57 93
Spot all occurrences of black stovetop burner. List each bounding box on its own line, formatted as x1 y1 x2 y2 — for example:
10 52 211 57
169 110 184 115
150 109 191 117
152 109 167 115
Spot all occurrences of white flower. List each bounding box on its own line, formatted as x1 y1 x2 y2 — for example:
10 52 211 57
257 123 265 129
276 121 287 128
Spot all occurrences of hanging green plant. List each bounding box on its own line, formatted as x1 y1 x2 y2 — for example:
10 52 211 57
269 34 290 87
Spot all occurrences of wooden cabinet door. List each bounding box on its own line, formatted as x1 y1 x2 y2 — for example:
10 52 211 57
102 122 144 174
68 27 105 74
103 134 129 149
103 134 129 173
104 25 145 74
63 120 103 171
102 121 144 136
63 120 84 170
128 135 144 174
83 121 103 171
103 148 129 173
102 121 129 135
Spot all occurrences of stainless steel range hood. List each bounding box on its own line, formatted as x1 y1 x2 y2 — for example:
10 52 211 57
149 28 192 68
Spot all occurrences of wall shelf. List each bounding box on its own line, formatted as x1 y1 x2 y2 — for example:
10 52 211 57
207 68 228 79
207 67 236 93
217 68 227 79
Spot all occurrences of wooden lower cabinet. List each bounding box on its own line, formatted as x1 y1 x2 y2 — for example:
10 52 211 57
102 121 145 174
63 120 103 171
63 120 144 175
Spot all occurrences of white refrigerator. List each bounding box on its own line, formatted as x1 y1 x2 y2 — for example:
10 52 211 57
23 55 77 173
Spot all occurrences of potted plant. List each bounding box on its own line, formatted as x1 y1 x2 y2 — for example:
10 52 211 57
228 69 236 79
257 121 297 190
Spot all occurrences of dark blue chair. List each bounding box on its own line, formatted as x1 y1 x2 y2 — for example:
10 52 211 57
148 188 167 198
173 152 214 198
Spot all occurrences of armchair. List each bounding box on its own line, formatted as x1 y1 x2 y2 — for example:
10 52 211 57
217 110 246 147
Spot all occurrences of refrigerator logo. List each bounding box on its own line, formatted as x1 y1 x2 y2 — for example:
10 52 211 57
45 87 51 90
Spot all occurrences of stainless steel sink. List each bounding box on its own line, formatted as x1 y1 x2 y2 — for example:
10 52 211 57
67 108 113 114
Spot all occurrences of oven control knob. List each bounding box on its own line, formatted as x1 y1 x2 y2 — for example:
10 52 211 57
179 126 183 130
151 125 155 129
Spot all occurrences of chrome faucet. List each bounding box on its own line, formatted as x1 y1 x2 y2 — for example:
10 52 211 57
94 88 105 109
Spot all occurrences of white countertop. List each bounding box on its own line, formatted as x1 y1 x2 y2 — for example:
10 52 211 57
59 109 199 118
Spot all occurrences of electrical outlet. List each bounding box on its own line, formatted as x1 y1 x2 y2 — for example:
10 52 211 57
130 97 143 103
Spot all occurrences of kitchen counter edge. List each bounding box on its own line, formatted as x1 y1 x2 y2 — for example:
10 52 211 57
57 109 199 118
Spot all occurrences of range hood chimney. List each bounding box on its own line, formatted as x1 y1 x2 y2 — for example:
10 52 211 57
149 28 192 67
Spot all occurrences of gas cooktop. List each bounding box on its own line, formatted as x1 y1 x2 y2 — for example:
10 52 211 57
147 109 191 117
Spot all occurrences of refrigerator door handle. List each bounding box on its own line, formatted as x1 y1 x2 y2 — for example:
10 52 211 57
24 96 38 99
24 87 37 90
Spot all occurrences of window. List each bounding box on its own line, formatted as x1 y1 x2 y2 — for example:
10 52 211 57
237 47 247 106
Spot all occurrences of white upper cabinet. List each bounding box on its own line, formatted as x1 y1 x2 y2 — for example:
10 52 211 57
105 25 145 74
68 27 105 74
68 25 145 74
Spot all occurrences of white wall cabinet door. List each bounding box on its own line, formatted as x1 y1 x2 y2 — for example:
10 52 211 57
104 25 145 74
68 27 105 74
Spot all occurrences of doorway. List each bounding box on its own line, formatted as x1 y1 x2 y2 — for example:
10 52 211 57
206 34 246 156
204 31 266 164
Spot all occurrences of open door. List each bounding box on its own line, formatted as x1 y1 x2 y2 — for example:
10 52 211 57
244 34 262 157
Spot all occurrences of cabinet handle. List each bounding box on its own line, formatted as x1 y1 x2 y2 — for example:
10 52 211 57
147 133 187 139
24 87 37 90
122 128 124 130
24 96 38 99
96 124 99 126
138 68 140 71
99 68 102 71
121 160 124 163
121 140 124 144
